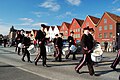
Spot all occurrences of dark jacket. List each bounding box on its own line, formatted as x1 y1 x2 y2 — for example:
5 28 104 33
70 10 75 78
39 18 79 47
22 36 31 47
68 36 74 46
88 33 94 49
81 34 93 50
118 34 120 49
56 37 63 48
35 30 46 45
15 34 24 43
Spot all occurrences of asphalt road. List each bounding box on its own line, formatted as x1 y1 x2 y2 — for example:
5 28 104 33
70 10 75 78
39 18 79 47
0 46 120 80
0 62 51 80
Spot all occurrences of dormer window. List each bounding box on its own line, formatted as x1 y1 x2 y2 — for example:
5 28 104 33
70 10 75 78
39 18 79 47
104 19 107 23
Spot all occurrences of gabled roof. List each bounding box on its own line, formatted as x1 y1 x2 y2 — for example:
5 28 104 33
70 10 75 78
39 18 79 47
106 12 120 23
88 15 100 25
62 22 70 29
32 29 39 34
26 31 31 34
51 26 55 30
74 18 84 26
57 25 61 30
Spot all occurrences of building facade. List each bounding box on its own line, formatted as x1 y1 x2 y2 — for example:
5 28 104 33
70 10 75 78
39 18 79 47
81 15 100 38
69 18 84 41
60 22 70 39
96 12 120 46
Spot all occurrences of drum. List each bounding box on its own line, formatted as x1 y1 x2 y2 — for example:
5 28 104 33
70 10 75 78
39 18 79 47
91 46 103 62
27 45 36 54
70 45 77 52
18 43 23 48
91 54 102 62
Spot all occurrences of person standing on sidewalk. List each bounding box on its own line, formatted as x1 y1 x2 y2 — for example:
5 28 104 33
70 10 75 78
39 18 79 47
21 33 32 63
34 25 47 67
65 31 76 60
75 27 95 76
110 32 120 70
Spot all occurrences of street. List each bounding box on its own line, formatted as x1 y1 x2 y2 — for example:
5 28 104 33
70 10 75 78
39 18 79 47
0 46 120 80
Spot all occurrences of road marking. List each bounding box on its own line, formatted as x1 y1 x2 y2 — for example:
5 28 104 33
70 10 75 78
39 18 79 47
17 67 58 80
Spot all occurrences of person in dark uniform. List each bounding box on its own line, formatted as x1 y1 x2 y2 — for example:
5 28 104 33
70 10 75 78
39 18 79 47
53 34 59 57
55 33 63 62
21 33 32 63
15 30 24 55
104 41 108 52
110 32 120 70
3 38 7 47
65 31 76 60
75 27 95 76
34 26 47 67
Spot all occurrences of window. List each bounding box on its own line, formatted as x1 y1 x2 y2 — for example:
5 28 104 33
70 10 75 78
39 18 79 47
78 29 79 32
109 32 113 38
104 25 107 30
99 33 102 38
99 26 102 31
104 33 107 38
104 19 107 23
65 31 68 35
78 34 80 38
74 23 76 27
86 22 89 26
109 25 113 30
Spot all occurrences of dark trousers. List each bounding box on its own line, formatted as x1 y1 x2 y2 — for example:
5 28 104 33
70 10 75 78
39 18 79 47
35 45 46 66
22 47 30 61
75 54 94 75
55 47 62 62
18 48 24 55
15 43 18 52
4 42 7 47
111 50 120 68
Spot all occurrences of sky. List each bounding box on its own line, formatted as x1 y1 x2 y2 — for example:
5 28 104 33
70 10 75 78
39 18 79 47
0 0 120 35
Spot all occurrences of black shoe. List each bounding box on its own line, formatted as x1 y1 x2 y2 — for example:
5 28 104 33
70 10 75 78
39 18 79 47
28 60 32 63
90 73 94 76
43 64 48 67
22 58 25 62
110 66 117 71
75 70 80 74
35 62 37 66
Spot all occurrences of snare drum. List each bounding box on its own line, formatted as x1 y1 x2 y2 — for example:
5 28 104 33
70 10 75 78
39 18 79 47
27 45 36 54
91 48 103 62
70 45 77 52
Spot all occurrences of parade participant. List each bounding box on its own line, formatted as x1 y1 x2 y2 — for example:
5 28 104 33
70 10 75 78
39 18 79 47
110 32 120 70
3 37 7 47
65 31 77 60
53 34 59 57
21 33 32 63
55 33 63 62
34 25 47 67
112 39 117 52
75 27 95 76
104 41 108 52
15 30 24 55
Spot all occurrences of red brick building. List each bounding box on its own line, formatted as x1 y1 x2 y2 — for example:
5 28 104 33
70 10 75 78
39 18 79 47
60 22 70 39
96 12 120 46
81 15 100 38
69 18 84 41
